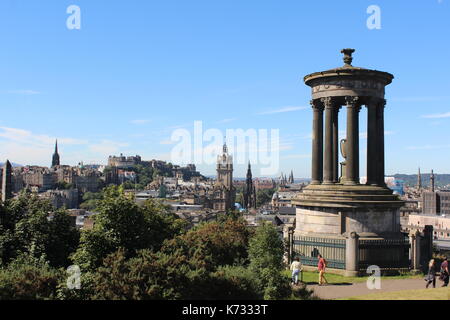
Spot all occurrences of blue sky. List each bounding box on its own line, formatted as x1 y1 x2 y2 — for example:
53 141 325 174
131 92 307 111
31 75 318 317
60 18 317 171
0 0 449 178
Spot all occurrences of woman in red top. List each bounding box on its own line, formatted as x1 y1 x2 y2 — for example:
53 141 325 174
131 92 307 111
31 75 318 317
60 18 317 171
317 254 328 286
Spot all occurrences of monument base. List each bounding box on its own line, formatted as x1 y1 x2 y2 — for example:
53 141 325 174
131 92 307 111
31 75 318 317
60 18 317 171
292 183 404 239
290 184 408 277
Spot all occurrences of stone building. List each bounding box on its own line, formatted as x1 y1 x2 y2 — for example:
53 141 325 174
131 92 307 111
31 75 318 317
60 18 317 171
406 214 450 240
41 189 79 209
108 154 142 168
211 143 235 212
22 166 55 191
422 190 450 215
73 167 101 193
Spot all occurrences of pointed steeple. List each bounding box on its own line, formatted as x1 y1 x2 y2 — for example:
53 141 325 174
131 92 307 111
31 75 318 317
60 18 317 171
247 161 252 178
52 139 60 167
289 170 294 184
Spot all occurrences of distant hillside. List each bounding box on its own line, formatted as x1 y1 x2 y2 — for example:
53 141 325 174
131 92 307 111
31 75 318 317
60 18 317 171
392 173 450 188
0 162 23 168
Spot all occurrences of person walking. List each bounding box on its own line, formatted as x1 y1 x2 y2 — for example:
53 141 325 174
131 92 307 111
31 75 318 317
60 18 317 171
440 256 449 287
290 257 303 285
425 259 436 289
317 254 328 286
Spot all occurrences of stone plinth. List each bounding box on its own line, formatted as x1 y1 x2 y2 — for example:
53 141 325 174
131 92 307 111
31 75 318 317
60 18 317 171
293 184 404 239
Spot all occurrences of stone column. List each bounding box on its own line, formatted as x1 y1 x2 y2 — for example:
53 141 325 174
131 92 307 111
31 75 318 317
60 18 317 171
322 97 334 184
366 99 378 185
332 106 340 183
423 225 434 263
345 232 360 277
344 96 360 185
311 100 324 185
377 100 386 186
410 230 421 274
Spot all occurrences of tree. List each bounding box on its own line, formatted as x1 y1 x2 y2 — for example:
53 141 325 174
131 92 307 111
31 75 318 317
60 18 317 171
90 248 201 300
0 253 64 300
90 249 261 300
79 191 103 211
161 217 251 272
71 186 186 271
256 188 276 207
0 191 79 268
248 223 290 299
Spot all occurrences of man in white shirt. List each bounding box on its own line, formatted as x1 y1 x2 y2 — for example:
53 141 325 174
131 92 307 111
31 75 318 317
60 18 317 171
290 257 303 285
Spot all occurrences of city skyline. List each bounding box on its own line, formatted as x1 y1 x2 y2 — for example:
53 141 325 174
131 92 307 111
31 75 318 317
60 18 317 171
1 1 450 177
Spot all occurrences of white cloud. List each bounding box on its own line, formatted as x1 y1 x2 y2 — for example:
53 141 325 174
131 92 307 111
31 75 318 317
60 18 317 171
0 127 88 166
421 112 450 119
258 106 308 115
0 127 87 147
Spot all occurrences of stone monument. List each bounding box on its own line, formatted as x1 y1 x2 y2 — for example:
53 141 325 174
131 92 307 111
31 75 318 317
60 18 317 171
293 49 404 241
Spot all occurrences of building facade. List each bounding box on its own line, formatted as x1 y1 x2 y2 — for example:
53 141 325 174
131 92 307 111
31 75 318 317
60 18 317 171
211 143 235 212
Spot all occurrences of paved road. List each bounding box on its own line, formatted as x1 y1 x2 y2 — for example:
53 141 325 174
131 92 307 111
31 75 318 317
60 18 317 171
306 278 440 299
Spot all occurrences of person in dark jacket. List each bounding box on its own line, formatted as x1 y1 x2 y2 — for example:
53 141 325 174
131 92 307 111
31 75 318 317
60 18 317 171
440 257 449 287
425 259 436 289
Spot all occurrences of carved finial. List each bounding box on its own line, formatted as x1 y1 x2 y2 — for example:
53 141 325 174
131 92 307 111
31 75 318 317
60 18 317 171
341 48 355 66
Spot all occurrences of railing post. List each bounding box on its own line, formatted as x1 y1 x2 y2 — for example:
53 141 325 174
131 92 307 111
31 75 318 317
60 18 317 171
423 225 434 263
345 232 360 277
288 228 294 265
410 230 421 274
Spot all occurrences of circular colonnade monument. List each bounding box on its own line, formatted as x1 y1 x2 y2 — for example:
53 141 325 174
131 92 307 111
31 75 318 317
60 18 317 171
293 49 404 240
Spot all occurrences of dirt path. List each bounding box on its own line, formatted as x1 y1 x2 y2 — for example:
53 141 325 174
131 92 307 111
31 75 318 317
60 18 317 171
307 278 443 299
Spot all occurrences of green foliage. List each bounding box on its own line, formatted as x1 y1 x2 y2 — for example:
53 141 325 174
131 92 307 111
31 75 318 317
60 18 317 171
256 188 276 207
89 249 262 300
209 265 260 300
158 184 167 198
0 192 79 268
55 181 74 190
0 253 64 300
0 186 311 301
80 191 103 211
248 223 291 299
71 186 186 271
90 248 203 300
162 217 251 272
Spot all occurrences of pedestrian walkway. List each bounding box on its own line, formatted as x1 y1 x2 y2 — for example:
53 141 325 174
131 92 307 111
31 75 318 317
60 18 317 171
308 278 443 300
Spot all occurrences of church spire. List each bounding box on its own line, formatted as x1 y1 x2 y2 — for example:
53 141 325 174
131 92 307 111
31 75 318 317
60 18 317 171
52 139 60 167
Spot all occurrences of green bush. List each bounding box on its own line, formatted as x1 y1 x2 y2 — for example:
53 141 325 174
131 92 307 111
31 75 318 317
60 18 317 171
0 253 64 300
